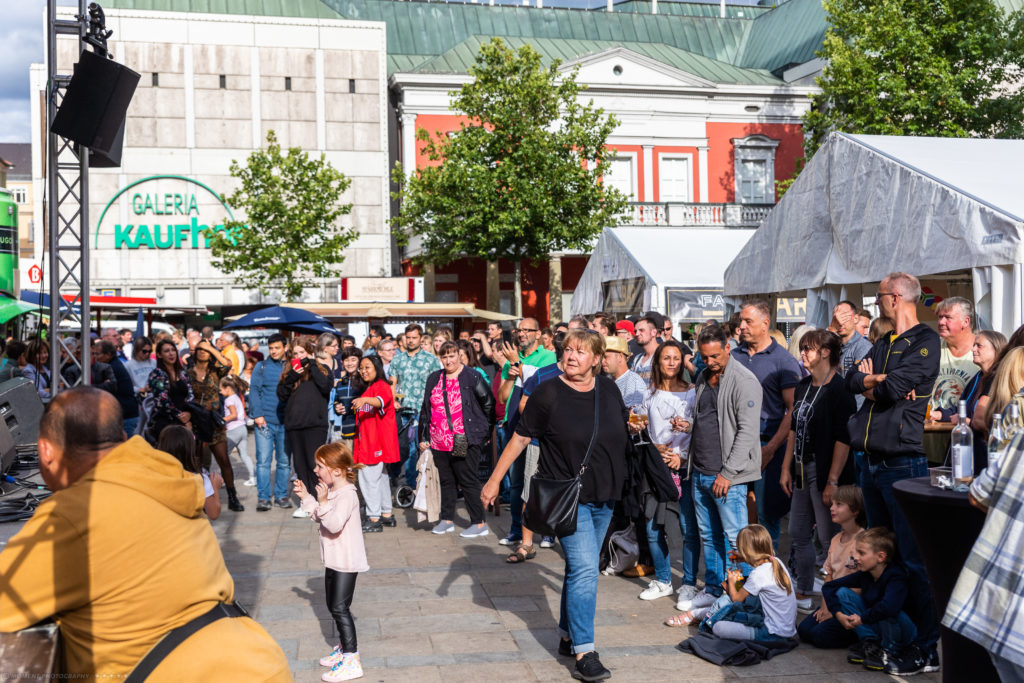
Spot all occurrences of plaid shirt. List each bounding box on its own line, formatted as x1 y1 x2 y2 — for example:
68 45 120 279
942 428 1024 666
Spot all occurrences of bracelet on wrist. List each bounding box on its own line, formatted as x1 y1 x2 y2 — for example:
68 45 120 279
827 480 839 486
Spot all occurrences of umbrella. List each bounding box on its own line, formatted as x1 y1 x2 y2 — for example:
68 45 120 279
223 305 331 330
0 296 38 324
134 306 145 340
287 321 340 336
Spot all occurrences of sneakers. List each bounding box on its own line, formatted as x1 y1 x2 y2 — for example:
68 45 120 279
242 477 256 487
846 642 865 665
275 497 293 509
861 641 888 671
432 520 455 534
380 515 397 528
558 638 573 657
923 648 941 673
292 507 310 519
362 519 383 533
677 589 716 612
638 579 674 601
320 645 345 667
540 536 556 548
459 524 490 538
883 644 933 676
322 652 363 681
795 596 815 614
498 533 522 546
675 585 701 611
256 499 272 512
572 651 610 682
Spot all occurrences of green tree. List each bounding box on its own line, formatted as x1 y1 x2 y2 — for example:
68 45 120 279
780 0 1024 192
391 38 627 317
206 130 355 300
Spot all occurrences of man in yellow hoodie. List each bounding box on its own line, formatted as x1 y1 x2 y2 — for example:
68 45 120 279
0 387 291 681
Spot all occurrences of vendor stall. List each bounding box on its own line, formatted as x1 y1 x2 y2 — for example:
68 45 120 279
724 133 1024 334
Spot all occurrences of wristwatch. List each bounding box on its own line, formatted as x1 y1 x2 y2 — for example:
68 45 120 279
512 361 522 367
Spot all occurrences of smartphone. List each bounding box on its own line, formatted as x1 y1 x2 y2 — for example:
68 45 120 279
291 358 302 372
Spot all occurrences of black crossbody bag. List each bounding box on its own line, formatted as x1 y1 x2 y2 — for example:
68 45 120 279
441 374 469 458
523 379 600 538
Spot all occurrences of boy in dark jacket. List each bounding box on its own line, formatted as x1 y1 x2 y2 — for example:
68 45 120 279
822 528 917 671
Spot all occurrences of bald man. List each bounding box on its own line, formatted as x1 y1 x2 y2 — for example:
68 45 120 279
0 387 289 681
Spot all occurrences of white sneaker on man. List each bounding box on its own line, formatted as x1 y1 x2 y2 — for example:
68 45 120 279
796 596 815 614
638 580 673 601
675 584 701 611
678 590 716 612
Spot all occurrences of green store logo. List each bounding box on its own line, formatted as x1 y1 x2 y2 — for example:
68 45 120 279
94 175 246 249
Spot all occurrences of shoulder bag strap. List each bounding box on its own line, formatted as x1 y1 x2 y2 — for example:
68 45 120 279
440 374 455 433
577 378 601 477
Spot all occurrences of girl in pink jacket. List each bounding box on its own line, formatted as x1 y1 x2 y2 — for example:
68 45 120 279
295 442 369 682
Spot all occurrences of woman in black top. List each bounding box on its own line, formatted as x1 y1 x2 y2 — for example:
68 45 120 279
780 329 856 604
146 339 195 443
482 329 627 682
277 337 333 517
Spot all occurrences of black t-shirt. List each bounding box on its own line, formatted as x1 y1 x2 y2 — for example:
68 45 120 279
692 382 722 476
515 374 628 503
791 372 857 491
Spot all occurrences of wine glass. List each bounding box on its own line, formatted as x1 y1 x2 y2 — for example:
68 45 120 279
630 406 650 445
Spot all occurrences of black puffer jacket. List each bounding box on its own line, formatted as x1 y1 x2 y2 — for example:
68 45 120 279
418 366 495 446
277 359 333 431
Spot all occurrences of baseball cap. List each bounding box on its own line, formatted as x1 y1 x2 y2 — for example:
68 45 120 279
643 311 667 330
615 320 635 336
604 336 630 356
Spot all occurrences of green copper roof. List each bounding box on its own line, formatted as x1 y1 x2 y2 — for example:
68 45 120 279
738 0 825 73
611 1 772 18
412 35 784 84
103 0 345 18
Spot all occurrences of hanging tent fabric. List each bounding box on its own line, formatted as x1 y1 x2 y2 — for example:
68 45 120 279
570 227 755 318
724 133 1024 332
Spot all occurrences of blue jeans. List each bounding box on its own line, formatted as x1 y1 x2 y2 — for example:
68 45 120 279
558 501 614 655
645 480 702 587
756 436 784 550
797 612 858 648
396 412 420 488
692 472 749 596
861 455 939 650
255 422 290 501
123 416 140 438
836 587 917 653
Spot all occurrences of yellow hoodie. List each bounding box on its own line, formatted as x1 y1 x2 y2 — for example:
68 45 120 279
0 436 291 681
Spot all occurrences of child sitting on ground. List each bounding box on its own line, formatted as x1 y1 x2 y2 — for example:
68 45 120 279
693 524 798 642
821 527 916 671
798 485 866 648
158 424 222 520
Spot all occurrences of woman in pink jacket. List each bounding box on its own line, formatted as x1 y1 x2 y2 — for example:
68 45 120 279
295 442 369 682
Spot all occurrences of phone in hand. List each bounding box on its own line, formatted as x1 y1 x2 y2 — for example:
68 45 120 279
291 358 302 372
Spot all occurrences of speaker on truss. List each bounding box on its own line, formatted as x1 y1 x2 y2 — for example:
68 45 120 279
0 377 45 452
50 49 139 162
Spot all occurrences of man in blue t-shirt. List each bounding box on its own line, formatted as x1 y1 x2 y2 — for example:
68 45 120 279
732 300 802 549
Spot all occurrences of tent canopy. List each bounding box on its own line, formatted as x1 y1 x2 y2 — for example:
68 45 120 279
724 133 1024 332
570 227 755 316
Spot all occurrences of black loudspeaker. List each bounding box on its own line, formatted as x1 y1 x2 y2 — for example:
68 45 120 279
0 418 14 476
75 117 125 167
51 49 139 156
0 377 45 448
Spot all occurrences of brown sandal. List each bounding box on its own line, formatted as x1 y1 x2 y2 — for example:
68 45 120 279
506 544 536 563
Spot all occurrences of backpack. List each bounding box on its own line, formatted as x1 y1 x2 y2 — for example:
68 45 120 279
601 523 639 576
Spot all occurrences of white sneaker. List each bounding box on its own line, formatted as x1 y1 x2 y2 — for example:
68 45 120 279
675 584 701 611
243 477 256 487
292 507 309 519
323 652 363 681
813 576 824 594
459 524 490 538
796 597 815 614
678 590 716 612
638 579 673 601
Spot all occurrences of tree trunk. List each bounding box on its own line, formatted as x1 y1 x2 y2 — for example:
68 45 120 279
548 255 563 325
514 260 523 319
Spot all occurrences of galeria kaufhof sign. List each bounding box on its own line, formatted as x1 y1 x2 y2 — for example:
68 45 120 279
94 175 245 250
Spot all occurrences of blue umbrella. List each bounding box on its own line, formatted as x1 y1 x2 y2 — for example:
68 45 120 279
286 321 340 336
223 305 330 330
135 306 145 340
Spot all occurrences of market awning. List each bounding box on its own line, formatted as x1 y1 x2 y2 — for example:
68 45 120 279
0 296 38 324
20 290 209 313
723 133 1024 331
284 302 518 321
570 227 755 316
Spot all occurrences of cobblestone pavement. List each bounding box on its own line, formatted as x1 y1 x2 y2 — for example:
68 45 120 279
214 470 942 683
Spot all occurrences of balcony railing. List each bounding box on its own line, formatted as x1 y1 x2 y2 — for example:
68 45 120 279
621 202 774 228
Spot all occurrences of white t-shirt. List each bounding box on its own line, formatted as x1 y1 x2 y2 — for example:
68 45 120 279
201 469 215 498
743 559 797 637
642 388 696 455
124 358 156 392
929 341 979 413
223 394 246 431
630 353 654 386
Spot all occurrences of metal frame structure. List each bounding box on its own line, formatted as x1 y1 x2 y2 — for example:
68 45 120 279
46 0 93 391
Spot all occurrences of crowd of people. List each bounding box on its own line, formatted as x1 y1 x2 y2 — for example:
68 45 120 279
5 270 1024 681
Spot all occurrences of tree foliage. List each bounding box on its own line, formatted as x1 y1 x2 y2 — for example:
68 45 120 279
391 38 627 267
206 130 355 300
797 0 1024 167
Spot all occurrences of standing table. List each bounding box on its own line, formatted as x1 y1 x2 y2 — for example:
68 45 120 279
893 476 998 683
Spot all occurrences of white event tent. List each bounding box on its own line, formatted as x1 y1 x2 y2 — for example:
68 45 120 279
724 133 1024 333
570 227 755 320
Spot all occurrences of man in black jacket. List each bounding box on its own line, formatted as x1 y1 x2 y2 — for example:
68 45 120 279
94 340 141 437
845 271 940 676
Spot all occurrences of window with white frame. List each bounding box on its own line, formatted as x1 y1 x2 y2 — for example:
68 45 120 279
659 156 691 202
11 187 27 205
733 135 779 204
604 156 635 200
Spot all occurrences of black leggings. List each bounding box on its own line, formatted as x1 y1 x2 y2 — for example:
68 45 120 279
434 443 484 524
326 569 358 652
287 426 324 497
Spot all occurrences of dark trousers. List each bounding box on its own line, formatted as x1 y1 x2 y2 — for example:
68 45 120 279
797 612 858 649
288 426 324 497
325 568 358 652
435 443 484 524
